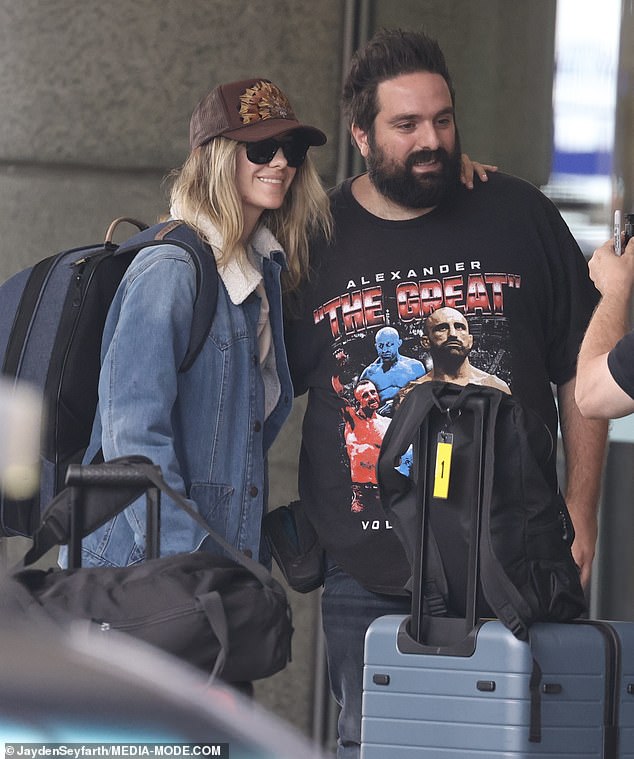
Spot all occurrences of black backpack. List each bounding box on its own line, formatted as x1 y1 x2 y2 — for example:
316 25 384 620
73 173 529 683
377 382 586 642
0 218 218 537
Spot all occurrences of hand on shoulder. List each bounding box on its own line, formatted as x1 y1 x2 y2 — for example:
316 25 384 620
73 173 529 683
460 153 498 190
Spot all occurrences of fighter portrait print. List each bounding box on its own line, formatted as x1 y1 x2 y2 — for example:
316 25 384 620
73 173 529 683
316 259 518 512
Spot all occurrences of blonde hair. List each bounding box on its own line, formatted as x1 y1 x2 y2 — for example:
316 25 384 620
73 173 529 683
169 136 331 291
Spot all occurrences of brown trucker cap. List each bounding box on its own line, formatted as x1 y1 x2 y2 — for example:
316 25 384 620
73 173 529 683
189 78 327 149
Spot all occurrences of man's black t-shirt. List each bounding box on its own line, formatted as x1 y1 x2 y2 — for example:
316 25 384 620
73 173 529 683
284 172 598 594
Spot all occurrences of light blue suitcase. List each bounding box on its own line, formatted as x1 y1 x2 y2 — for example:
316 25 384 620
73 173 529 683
365 387 634 757
362 614 634 757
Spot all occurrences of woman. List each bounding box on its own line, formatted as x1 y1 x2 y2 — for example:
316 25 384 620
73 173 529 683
75 78 332 568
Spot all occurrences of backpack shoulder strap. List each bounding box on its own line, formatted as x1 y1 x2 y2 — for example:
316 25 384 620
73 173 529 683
476 390 534 640
153 221 218 372
115 220 218 372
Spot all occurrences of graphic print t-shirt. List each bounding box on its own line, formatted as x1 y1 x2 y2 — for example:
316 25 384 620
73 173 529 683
284 173 598 594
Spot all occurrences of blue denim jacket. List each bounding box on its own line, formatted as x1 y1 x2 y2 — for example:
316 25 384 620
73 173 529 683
70 229 292 568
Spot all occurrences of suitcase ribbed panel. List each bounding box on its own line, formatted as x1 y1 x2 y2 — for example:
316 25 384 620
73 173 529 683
362 615 610 757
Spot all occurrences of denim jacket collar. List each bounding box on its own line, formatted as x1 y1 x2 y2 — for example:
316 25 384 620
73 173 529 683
169 208 285 306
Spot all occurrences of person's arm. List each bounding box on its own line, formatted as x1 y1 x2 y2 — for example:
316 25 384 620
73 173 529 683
557 376 608 588
460 154 498 189
99 249 206 551
576 237 634 418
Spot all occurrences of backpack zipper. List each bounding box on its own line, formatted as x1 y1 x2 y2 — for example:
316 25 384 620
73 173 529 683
52 249 121 491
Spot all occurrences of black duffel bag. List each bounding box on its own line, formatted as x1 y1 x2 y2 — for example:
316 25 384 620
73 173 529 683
3 458 293 683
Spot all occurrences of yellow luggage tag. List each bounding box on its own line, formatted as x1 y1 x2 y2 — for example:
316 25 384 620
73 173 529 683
433 430 454 499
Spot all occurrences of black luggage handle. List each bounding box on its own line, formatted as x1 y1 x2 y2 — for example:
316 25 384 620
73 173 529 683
21 458 281 596
20 457 283 603
409 394 488 650
65 463 161 567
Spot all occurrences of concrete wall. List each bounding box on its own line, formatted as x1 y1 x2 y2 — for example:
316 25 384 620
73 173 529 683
0 0 342 280
371 0 557 187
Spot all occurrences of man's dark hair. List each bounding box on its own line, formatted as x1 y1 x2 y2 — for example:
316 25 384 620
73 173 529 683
342 28 455 133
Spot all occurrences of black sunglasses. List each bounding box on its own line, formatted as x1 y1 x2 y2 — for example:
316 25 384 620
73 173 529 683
245 136 310 168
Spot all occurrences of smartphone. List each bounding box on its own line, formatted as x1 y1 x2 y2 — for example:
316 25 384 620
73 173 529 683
614 210 622 255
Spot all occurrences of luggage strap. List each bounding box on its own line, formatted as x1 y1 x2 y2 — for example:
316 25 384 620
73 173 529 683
422 580 448 617
528 656 543 743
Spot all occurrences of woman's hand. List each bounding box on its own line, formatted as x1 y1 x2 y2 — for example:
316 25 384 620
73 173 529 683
460 154 498 189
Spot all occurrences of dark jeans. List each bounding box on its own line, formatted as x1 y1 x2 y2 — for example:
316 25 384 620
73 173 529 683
321 561 410 759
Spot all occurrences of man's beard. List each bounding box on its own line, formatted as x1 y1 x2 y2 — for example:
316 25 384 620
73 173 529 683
367 130 462 210
431 342 470 372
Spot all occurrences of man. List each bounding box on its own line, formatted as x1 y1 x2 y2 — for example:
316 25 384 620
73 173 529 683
359 326 425 411
342 379 391 512
284 29 607 758
416 306 511 392
576 235 634 418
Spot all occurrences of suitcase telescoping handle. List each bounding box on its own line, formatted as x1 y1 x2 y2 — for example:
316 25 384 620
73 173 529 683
65 463 161 568
60 459 281 595
409 393 487 649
